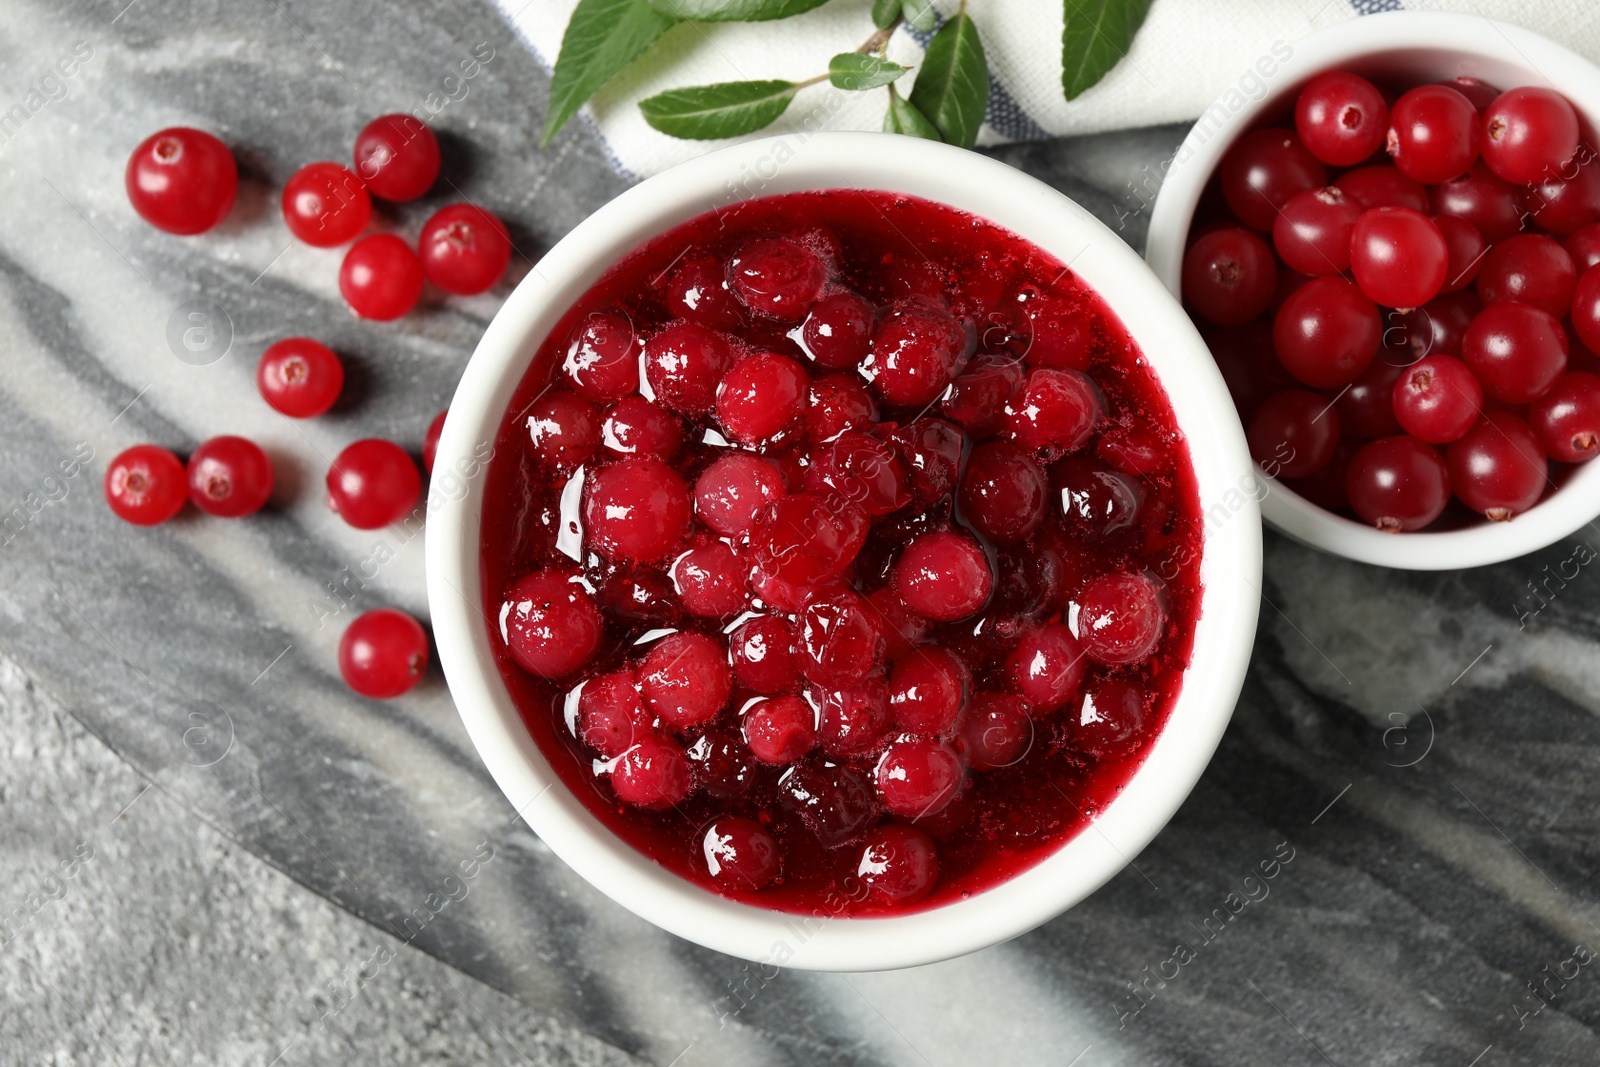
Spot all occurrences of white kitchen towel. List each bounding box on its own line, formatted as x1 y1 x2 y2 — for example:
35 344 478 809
495 0 1600 181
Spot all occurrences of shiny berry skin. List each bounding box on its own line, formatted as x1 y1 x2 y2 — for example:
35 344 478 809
187 435 273 518
729 614 800 694
887 647 967 736
700 816 779 890
1287 440 1353 514
1295 71 1388 166
583 457 691 562
1053 457 1144 539
1273 276 1380 389
1432 213 1487 292
959 441 1047 545
601 396 680 460
895 531 992 622
576 670 648 757
1575 265 1600 355
726 236 826 321
799 590 883 686
1247 389 1340 479
671 541 747 617
643 322 728 414
1525 154 1600 235
666 255 743 328
1481 87 1580 185
526 391 600 473
1015 289 1094 369
1337 165 1429 212
805 429 909 515
566 311 641 403
104 445 187 525
1448 412 1548 521
857 824 939 905
339 235 424 320
1182 226 1277 324
1461 302 1568 404
611 735 691 809
1399 289 1481 360
779 760 876 847
888 418 964 503
1002 368 1102 453
281 162 370 247
1344 436 1451 532
1385 84 1480 184
1204 320 1292 420
1009 622 1086 713
499 570 603 678
874 738 963 819
869 585 931 662
942 354 1022 436
1219 128 1328 232
1071 680 1147 759
1567 223 1600 272
742 695 816 765
640 631 732 729
1349 207 1448 309
419 204 512 295
693 453 785 537
800 290 875 368
338 608 428 699
813 678 892 757
688 729 757 799
1530 372 1600 462
804 374 877 443
750 492 860 593
1273 187 1362 276
1476 234 1576 319
961 693 1033 770
862 301 970 405
256 337 344 418
716 353 809 444
125 127 237 235
352 114 440 202
1431 162 1525 244
1392 355 1484 445
1441 76 1501 111
1335 360 1404 439
1076 571 1166 666
326 439 422 529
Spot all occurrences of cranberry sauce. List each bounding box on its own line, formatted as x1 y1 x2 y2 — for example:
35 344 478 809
479 190 1204 915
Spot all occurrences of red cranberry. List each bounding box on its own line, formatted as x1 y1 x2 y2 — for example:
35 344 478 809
643 322 729 414
1441 76 1501 111
1432 213 1487 292
1461 302 1568 404
188 435 273 518
862 301 970 406
419 204 512 296
671 542 747 618
526 391 601 473
687 729 757 798
874 738 963 819
576 670 649 757
693 453 785 537
1431 162 1525 243
1009 622 1086 712
611 735 691 809
1447 412 1549 521
1386 84 1480 184
887 418 964 503
1054 457 1145 537
327 439 422 529
716 353 810 444
1481 87 1580 185
1181 227 1277 324
1273 187 1362 277
105 445 187 525
1525 154 1600 235
1566 223 1600 272
596 565 680 627
1203 320 1294 420
1247 389 1340 479
1287 440 1354 515
813 677 892 756
500 570 603 678
1350 207 1448 309
1576 264 1600 355
1273 276 1380 389
282 162 369 247
639 631 732 729
1071 679 1145 759
423 410 446 473
566 311 641 403
1296 71 1388 166
804 374 877 443
1002 368 1104 453
125 127 237 235
1336 165 1429 212
1399 289 1481 360
868 585 932 662
857 824 938 905
1219 128 1328 231
1096 423 1168 476
894 531 993 622
1335 360 1404 439
1014 288 1094 370
729 614 800 694
1476 234 1576 319
353 114 440 202
800 590 884 686
601 396 680 459
339 608 428 699
340 235 424 321
778 760 876 847
800 290 875 368
1393 355 1485 444
1076 571 1166 666
257 337 344 418
942 354 1023 436
1530 371 1600 462
961 693 1033 770
584 457 692 562
1344 436 1450 532
958 441 1047 544
727 236 826 321
750 492 860 591
804 429 910 515
666 255 743 328
743 695 816 765
700 816 779 890
887 648 968 737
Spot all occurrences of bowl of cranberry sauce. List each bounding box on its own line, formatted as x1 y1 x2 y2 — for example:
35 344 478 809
429 134 1260 970
1146 11 1600 571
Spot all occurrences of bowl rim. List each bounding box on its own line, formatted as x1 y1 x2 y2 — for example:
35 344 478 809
426 131 1262 971
1144 10 1600 571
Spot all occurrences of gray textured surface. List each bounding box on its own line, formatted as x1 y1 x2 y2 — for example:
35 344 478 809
2 0 1599 1064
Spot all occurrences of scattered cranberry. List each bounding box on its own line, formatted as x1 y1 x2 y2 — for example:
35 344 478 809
700 816 779 890
961 693 1033 769
105 445 188 525
1273 276 1380 388
577 670 648 757
339 608 428 699
726 236 826 320
1076 572 1166 666
1219 128 1328 231
1182 227 1277 324
1448 411 1549 521
419 203 512 295
611 735 691 809
1385 84 1480 184
639 631 731 729
743 695 816 765
1350 207 1448 309
601 396 681 460
567 311 642 403
643 322 727 414
716 353 809 444
282 162 370 247
1530 372 1600 463
861 301 970 405
693 453 785 537
1247 389 1340 479
1461 302 1568 403
1481 87 1580 185
1476 234 1576 318
1392 355 1484 444
584 457 691 562
1009 622 1086 712
256 337 344 418
340 235 425 320
353 114 441 202
1344 436 1451 532
1273 187 1362 277
875 737 963 819
1296 71 1388 166
125 127 237 235
857 824 939 905
800 291 875 368
327 438 422 529
187 435 273 518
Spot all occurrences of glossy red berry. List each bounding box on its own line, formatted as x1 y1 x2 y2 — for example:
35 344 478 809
804 430 909 515
958 441 1047 545
1247 389 1340 479
1001 368 1103 453
1431 162 1525 244
728 614 800 694
1345 436 1451 532
125 127 237 235
640 631 732 729
693 453 785 537
861 301 970 406
813 678 892 757
583 457 691 562
1336 165 1429 212
353 114 441 202
526 391 600 473
1392 355 1484 444
504 575 602 678
187 435 273 518
611 736 691 809
857 824 939 905
1077 571 1166 666
419 204 512 295
1182 226 1277 324
1573 264 1600 355
1481 87 1580 185
643 322 728 414
716 353 809 444
1295 71 1388 166
256 337 344 418
105 445 187 525
1273 187 1362 277
340 234 424 320
1385 84 1480 184
1349 207 1448 309
1566 223 1600 272
942 354 1023 437
1335 360 1404 439
1273 276 1380 389
1432 213 1487 292
327 439 422 529
281 162 370 247
726 236 826 321
666 255 743 328
743 696 816 765
1440 76 1500 111
1447 412 1548 521
1071 679 1148 759
564 310 641 403
804 374 877 443
1524 154 1600 235
1009 622 1086 712
874 737 963 819
671 541 747 617
339 608 428 699
601 396 681 460
750 492 861 597
1399 289 1482 360
800 291 875 369
895 531 993 622
1530 371 1600 463
799 590 883 686
961 693 1033 770
1476 234 1576 319
1219 128 1328 232
1461 302 1568 404
887 647 967 737
701 816 779 890
576 670 648 757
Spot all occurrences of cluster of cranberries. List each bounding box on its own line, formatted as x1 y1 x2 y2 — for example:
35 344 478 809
1185 73 1600 531
483 191 1201 911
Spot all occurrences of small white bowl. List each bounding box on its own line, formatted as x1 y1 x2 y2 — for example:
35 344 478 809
1146 11 1600 571
427 132 1261 970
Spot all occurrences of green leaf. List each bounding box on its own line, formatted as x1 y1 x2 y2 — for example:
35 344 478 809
900 0 936 31
871 0 901 29
1061 0 1152 100
639 79 800 139
883 84 941 139
646 0 831 20
829 53 909 91
907 11 987 148
543 0 678 147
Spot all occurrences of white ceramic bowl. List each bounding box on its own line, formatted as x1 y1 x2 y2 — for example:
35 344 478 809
1146 12 1600 571
427 132 1262 970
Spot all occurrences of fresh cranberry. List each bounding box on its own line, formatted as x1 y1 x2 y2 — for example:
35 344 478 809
1476 234 1576 319
1273 276 1380 389
887 418 964 504
104 445 187 525
813 677 892 756
526 391 600 473
281 162 369 247
1335 360 1404 439
1566 223 1600 272
800 290 875 368
942 354 1023 436
778 760 877 847
1432 214 1487 292
671 542 747 617
1392 355 1483 444
1575 265 1600 355
1343 436 1451 532
874 738 963 819
584 457 691 562
1071 679 1146 759
611 735 691 809
729 615 800 694
1181 227 1276 324
187 435 273 518
716 353 810 444
857 824 939 905
804 374 876 442
1462 302 1568 404
862 300 971 405
1296 71 1388 166
687 729 757 798
327 439 421 528
419 204 512 296
1386 84 1480 184
353 114 440 201
576 670 648 757
1076 571 1166 666
340 235 424 320
743 695 816 765
1399 289 1481 360
1530 372 1600 462
1053 457 1143 538
1204 320 1293 419
423 410 447 473
566 311 641 403
1431 162 1526 243
1481 87 1580 185
256 337 343 418
1350 207 1448 309
1009 622 1086 712
700 816 779 890
125 127 237 235
639 631 732 729
666 255 744 328
499 570 603 678
1525 154 1600 235
805 429 909 515
800 590 884 686
1014 288 1094 369
750 492 860 591
1441 76 1501 111
643 322 728 414
1448 412 1548 521
727 236 826 321
339 608 428 699
601 396 680 459
1247 390 1340 479
1336 165 1429 212
958 441 1047 544
1219 128 1328 231
961 693 1033 770
894 531 992 622
693 453 785 537
1273 187 1362 277
887 648 967 736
